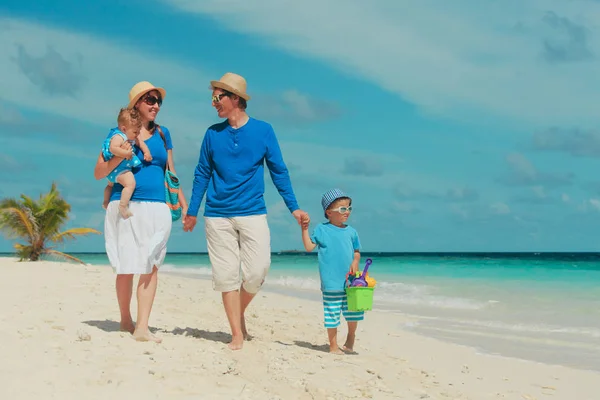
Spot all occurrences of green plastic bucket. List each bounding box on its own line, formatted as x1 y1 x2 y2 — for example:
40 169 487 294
346 286 374 311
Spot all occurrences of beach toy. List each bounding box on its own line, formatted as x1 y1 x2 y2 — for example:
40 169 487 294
365 275 376 287
345 258 375 311
349 258 372 287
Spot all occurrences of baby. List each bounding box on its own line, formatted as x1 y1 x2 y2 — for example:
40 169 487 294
101 108 151 218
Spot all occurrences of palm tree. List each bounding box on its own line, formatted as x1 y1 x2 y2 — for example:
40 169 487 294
0 182 101 264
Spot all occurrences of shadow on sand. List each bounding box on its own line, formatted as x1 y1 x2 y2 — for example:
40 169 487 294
82 319 160 333
163 327 231 344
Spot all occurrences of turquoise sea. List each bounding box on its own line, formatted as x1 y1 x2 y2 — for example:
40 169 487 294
13 252 600 371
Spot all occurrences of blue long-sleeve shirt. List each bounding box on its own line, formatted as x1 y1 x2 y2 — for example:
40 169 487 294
187 117 300 217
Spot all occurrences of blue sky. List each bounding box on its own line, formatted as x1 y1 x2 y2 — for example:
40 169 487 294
1 0 600 252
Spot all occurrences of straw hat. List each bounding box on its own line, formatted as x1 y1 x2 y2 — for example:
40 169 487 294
209 72 251 101
128 81 166 109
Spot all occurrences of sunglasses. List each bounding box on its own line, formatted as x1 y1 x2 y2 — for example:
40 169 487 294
212 93 230 103
329 206 353 213
143 95 162 107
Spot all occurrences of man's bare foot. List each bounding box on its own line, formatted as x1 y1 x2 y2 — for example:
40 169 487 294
120 320 135 334
240 314 252 341
329 347 345 355
132 329 162 343
228 334 244 350
118 205 133 219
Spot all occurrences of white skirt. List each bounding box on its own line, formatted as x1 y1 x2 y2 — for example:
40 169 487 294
104 201 172 275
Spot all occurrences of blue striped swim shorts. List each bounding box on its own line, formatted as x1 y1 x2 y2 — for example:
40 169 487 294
322 291 365 328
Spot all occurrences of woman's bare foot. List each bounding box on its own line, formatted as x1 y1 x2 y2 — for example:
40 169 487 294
118 204 133 219
132 329 162 343
120 320 135 334
228 334 244 350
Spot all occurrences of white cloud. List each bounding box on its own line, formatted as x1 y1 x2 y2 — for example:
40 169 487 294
491 202 511 215
161 0 600 127
0 16 214 147
589 198 600 211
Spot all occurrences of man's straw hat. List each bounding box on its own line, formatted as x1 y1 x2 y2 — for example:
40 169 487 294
128 81 166 109
209 72 251 101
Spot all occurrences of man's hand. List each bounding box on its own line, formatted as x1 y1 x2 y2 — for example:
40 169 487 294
183 215 197 232
350 262 359 275
292 209 308 226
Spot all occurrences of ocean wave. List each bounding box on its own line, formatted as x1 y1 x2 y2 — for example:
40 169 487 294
161 264 212 276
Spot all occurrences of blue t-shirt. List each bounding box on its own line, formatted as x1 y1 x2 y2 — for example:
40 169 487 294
109 125 173 203
311 222 361 292
187 117 299 217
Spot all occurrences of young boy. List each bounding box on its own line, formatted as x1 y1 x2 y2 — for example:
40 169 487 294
101 108 151 219
301 188 364 354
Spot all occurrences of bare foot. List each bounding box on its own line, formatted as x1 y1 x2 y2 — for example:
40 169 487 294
241 314 252 341
118 205 133 219
133 329 162 343
228 334 244 350
329 347 345 355
343 334 356 352
342 345 358 354
120 320 135 334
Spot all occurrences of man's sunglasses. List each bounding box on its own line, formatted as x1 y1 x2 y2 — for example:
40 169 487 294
212 93 230 103
329 206 353 213
143 95 162 106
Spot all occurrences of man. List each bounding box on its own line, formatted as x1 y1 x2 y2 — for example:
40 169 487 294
184 72 309 350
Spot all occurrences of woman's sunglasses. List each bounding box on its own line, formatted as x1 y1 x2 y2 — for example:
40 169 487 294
143 95 162 107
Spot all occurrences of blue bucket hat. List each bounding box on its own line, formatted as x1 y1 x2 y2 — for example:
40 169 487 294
321 188 349 218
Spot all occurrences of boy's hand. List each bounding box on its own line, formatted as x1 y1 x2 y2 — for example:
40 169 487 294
300 213 310 230
143 152 153 162
350 262 358 275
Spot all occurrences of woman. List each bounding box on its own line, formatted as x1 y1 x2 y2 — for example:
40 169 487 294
94 81 188 342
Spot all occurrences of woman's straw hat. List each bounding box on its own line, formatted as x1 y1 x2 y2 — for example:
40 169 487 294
128 81 166 109
209 72 251 101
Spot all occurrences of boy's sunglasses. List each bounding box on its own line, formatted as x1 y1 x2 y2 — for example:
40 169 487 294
329 206 352 213
212 93 230 103
143 95 162 106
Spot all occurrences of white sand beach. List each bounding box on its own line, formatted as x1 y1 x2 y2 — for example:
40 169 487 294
0 258 598 400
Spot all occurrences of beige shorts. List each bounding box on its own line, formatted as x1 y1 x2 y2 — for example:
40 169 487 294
204 214 271 293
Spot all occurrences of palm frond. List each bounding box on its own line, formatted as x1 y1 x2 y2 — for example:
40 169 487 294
43 249 86 265
0 206 36 241
51 227 101 244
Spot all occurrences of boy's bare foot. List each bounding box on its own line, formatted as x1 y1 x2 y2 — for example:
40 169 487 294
329 347 345 355
118 204 133 219
342 345 358 354
228 334 244 350
120 320 135 334
144 153 153 162
132 329 162 343
343 333 356 351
